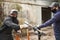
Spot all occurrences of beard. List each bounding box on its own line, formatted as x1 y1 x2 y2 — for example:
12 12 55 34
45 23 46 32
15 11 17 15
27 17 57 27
12 17 17 19
51 9 57 13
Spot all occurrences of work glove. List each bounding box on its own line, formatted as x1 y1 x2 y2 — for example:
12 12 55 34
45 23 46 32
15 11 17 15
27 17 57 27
33 27 41 31
15 25 20 32
33 26 46 35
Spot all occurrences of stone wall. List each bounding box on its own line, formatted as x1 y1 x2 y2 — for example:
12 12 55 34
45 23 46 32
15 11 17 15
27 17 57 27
3 0 53 25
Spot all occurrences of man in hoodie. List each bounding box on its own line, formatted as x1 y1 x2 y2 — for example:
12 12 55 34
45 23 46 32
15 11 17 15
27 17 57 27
0 9 20 40
36 2 60 40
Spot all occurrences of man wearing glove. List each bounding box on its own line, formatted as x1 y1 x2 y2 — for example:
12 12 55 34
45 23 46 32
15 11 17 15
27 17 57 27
0 9 20 40
37 2 60 40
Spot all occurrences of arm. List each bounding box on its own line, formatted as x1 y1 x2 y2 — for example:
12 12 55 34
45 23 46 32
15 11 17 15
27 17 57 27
4 17 20 31
39 13 60 28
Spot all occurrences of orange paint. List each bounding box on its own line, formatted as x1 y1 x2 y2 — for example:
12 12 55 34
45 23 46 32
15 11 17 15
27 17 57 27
15 34 20 40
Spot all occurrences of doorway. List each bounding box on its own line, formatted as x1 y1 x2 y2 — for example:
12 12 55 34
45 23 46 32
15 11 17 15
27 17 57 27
42 7 51 23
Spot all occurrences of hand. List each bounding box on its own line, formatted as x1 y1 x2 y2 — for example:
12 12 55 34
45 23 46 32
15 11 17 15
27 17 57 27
33 27 41 31
37 27 41 30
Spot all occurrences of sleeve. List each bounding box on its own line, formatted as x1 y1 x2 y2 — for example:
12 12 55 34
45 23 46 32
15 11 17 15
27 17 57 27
39 13 60 28
4 17 20 31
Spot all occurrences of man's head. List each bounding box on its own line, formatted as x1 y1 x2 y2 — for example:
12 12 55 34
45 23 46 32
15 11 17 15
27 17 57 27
9 9 18 18
49 2 60 13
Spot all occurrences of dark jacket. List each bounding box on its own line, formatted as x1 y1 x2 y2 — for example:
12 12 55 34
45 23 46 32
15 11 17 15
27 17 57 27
39 10 60 40
0 16 20 40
